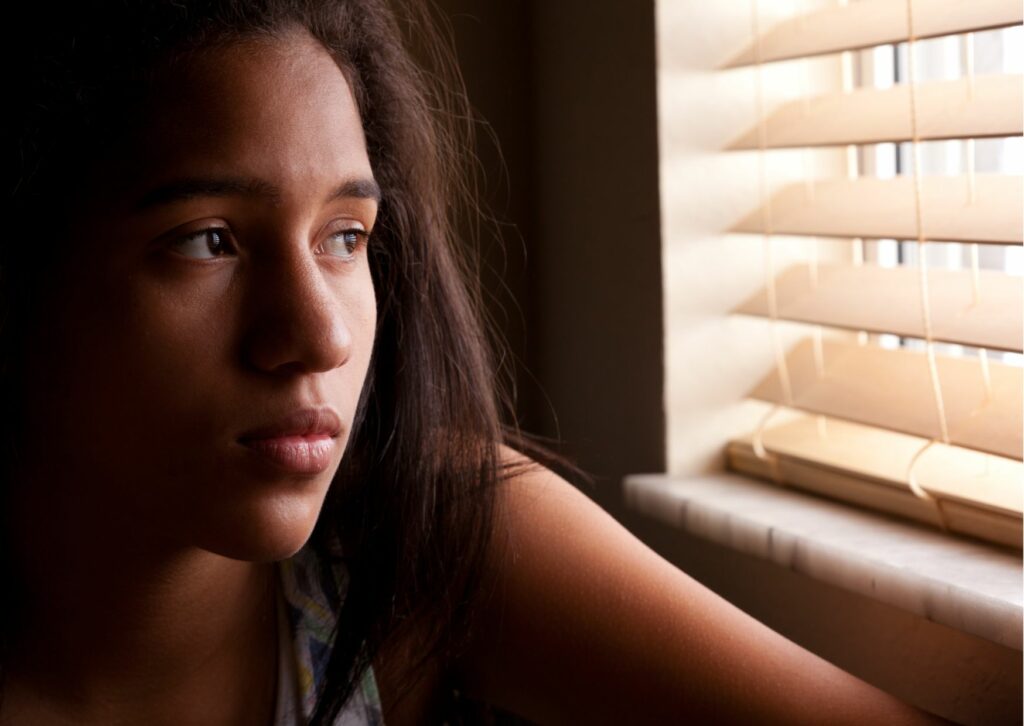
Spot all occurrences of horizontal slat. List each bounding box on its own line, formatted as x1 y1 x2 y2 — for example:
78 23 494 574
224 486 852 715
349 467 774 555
734 263 1023 352
728 75 1023 149
728 412 1022 548
724 0 1023 68
731 175 1023 244
749 337 1023 459
734 412 1022 514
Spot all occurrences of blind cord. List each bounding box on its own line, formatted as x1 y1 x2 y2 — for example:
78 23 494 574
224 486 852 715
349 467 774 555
904 0 952 531
958 29 996 490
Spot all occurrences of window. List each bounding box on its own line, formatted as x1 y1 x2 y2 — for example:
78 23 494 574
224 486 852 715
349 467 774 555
658 0 1022 548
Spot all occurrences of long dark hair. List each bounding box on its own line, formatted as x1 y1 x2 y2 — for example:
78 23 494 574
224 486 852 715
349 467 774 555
3 1 530 722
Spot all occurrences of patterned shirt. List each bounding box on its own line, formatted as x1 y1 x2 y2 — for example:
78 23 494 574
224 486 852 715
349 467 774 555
276 541 386 725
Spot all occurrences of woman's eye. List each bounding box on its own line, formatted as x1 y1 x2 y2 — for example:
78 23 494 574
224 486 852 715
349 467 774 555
321 229 368 260
169 228 232 260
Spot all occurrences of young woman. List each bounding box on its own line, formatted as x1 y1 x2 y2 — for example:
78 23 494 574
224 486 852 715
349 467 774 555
1 2 948 724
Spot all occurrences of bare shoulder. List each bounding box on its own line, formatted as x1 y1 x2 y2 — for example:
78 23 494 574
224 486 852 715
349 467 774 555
486 447 655 599
451 448 947 725
492 444 601 535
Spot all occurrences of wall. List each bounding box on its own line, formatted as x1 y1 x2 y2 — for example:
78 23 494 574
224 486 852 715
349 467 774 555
432 0 665 517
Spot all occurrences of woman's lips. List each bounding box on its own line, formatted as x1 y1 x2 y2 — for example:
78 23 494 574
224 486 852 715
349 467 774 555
236 407 343 474
239 434 337 475
239 407 343 441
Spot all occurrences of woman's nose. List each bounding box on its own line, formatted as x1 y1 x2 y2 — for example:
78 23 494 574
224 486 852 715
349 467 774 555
241 250 352 376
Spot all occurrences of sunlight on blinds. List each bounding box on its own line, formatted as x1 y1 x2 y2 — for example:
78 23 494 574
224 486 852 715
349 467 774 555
726 0 1023 548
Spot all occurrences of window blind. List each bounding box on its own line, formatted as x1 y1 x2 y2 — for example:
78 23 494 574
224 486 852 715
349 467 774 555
725 0 1023 549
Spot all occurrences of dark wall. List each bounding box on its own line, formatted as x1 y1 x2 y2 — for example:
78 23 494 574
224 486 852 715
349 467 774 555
434 1 665 516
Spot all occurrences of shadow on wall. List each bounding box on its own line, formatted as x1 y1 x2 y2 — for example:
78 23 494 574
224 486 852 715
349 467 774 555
429 0 665 514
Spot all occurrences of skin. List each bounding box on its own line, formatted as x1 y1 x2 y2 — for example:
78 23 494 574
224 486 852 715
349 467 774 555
444 459 953 726
1 27 950 726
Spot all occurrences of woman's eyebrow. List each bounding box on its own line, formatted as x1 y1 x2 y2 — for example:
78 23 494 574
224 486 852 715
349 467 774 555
329 177 382 204
131 175 382 211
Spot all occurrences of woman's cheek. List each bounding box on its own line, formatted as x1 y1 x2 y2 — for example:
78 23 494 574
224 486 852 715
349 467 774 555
65 274 230 468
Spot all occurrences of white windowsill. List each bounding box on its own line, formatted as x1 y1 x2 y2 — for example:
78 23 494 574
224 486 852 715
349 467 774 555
623 472 1022 651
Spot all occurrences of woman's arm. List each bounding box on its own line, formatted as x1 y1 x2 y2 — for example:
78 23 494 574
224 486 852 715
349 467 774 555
450 457 950 725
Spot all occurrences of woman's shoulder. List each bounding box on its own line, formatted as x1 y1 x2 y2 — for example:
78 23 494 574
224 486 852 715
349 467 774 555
371 446 567 726
446 450 945 725
403 449 872 724
489 445 603 562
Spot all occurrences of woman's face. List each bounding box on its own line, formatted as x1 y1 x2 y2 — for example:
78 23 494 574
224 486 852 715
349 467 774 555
18 29 378 561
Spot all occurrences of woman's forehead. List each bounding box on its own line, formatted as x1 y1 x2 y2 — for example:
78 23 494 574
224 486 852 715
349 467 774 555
109 29 374 208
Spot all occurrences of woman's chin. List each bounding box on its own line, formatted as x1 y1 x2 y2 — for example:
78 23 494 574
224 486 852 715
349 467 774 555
189 493 327 563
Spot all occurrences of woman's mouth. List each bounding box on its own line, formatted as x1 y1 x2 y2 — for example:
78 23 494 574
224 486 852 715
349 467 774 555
237 407 343 475
238 434 337 475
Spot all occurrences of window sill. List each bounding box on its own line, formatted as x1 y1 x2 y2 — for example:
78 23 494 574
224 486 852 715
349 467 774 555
623 472 1022 651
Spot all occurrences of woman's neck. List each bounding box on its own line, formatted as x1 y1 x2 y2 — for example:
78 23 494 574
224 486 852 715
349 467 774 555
3 483 281 725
